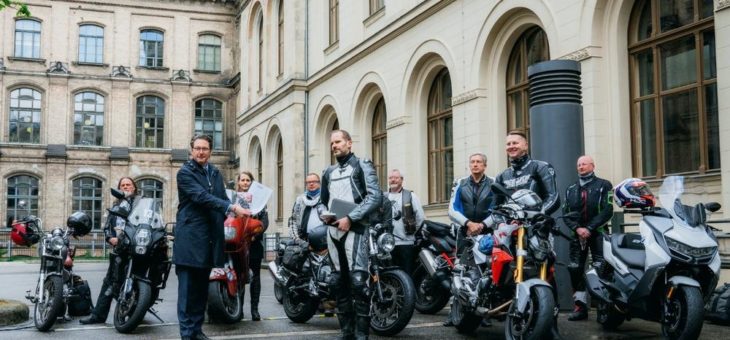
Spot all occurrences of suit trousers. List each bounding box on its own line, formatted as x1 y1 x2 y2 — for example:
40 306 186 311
176 265 211 337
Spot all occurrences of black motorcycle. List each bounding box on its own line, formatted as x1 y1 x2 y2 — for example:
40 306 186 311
269 223 416 336
411 220 457 314
108 189 172 333
273 239 287 304
22 211 93 331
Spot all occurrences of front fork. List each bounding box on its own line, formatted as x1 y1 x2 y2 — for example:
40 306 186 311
368 234 384 301
513 227 550 283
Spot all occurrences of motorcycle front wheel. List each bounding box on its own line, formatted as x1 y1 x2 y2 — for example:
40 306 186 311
370 269 416 336
596 300 624 330
282 285 317 323
34 276 64 332
207 280 243 324
451 293 482 334
413 266 450 314
661 285 704 340
504 285 554 340
113 280 152 333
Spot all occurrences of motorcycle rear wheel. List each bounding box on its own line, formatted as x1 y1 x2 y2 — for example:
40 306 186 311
207 280 243 324
504 285 554 340
113 280 152 333
34 276 64 332
282 287 317 323
370 269 416 336
274 282 285 304
413 266 450 314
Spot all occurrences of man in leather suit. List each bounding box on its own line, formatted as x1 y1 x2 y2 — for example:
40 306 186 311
563 155 613 321
320 129 382 340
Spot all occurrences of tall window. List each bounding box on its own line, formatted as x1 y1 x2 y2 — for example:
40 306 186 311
9 88 42 144
14 19 41 59
198 34 221 71
276 140 283 220
278 2 284 76
139 29 164 67
194 99 223 150
6 175 40 224
258 14 264 92
330 117 339 165
506 26 549 139
369 0 384 15
372 97 388 190
136 96 165 148
74 92 104 146
139 178 163 210
629 0 718 177
72 177 102 229
329 0 339 45
79 24 104 63
427 68 453 204
256 145 263 184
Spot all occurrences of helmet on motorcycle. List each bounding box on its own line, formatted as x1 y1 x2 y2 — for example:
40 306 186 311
67 211 92 237
511 189 542 210
308 225 328 252
614 178 655 209
10 222 41 247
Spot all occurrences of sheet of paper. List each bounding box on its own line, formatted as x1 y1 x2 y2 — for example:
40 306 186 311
246 181 272 215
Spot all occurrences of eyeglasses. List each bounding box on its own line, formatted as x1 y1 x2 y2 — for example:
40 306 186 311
305 181 320 184
193 147 211 152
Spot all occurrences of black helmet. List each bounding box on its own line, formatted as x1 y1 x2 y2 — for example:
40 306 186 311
308 225 328 252
67 211 92 237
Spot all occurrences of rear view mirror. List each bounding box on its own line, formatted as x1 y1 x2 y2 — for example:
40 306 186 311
111 188 126 199
705 202 721 213
490 183 512 198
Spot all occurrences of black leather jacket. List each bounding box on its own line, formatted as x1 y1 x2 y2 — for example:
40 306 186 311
495 155 560 215
103 195 140 243
448 175 495 227
563 173 613 232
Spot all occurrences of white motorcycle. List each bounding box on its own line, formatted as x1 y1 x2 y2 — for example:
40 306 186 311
586 176 721 339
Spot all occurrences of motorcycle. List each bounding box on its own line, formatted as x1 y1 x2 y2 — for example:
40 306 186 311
412 220 457 314
269 223 416 336
586 176 721 339
19 209 93 331
273 239 287 304
207 212 264 323
450 183 565 339
108 188 172 333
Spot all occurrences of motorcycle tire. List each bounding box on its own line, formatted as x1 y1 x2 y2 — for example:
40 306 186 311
504 285 555 340
661 285 704 340
207 280 243 324
282 287 317 323
413 266 450 314
113 280 152 334
596 300 624 330
451 293 481 334
370 269 416 336
274 282 284 304
34 276 64 332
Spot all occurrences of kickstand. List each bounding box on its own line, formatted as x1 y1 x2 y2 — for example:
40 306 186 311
148 307 165 323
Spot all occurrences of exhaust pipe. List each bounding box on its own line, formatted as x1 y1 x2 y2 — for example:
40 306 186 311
268 261 285 284
419 249 438 276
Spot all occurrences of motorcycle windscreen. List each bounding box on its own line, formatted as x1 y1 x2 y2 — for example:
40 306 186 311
127 197 164 229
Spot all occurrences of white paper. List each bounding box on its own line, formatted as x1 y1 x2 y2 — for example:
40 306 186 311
246 181 273 215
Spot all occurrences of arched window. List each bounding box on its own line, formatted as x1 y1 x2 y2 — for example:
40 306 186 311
72 177 102 229
506 26 549 138
79 24 104 63
371 97 387 190
330 117 339 165
258 13 264 92
198 34 221 72
256 145 263 184
276 139 283 220
6 175 40 224
629 0 718 177
329 0 339 45
9 88 42 144
278 1 284 76
74 92 104 146
194 99 223 150
136 95 165 148
427 69 453 204
140 29 164 67
14 19 41 58
139 178 164 211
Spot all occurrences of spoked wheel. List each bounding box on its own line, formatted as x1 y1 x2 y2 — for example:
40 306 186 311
113 280 152 333
34 276 64 332
504 285 555 340
207 280 243 324
662 285 704 340
370 269 415 336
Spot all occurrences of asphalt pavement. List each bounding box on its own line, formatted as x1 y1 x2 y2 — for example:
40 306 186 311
1 261 728 339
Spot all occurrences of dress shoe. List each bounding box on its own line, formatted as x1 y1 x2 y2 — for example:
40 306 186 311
442 319 454 327
79 316 104 325
194 332 211 340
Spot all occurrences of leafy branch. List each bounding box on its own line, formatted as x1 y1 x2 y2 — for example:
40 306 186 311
0 0 31 17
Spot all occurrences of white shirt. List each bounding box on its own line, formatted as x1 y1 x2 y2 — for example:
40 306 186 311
388 189 426 246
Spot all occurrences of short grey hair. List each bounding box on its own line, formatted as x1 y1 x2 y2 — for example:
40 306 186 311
469 153 487 164
389 169 404 178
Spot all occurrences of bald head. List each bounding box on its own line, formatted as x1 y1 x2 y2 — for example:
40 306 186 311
576 155 595 176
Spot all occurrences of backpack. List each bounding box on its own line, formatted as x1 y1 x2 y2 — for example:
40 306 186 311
705 282 730 324
67 275 93 316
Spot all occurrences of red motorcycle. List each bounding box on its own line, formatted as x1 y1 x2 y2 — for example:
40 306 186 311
207 214 264 323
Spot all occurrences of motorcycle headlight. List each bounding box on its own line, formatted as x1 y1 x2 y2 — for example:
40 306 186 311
377 233 395 253
50 236 65 251
665 237 716 258
134 228 151 254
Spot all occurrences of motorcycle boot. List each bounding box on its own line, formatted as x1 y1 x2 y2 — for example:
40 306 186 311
568 301 588 321
250 272 261 321
336 293 355 340
352 270 371 340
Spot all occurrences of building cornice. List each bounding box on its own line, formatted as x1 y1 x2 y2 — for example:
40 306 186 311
559 46 602 62
237 78 308 126
38 0 237 17
718 0 730 12
1 68 233 88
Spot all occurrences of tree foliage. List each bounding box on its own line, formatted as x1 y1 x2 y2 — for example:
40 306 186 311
0 0 31 17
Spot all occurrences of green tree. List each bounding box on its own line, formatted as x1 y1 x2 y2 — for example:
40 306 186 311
0 0 31 17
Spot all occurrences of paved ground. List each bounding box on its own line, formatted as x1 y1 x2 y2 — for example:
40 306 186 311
0 261 728 339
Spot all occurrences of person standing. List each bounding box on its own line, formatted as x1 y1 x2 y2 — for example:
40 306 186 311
387 169 425 277
320 129 381 340
174 135 247 340
289 173 327 240
235 171 269 321
564 155 613 321
80 177 140 325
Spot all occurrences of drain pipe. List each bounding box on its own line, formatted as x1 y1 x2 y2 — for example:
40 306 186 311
303 0 310 175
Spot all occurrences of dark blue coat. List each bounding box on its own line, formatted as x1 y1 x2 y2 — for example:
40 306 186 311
173 160 230 269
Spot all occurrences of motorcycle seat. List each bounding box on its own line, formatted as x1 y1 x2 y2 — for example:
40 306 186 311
611 233 645 269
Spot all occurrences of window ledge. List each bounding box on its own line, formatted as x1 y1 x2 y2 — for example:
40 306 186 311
73 61 109 68
364 7 385 27
7 56 46 64
642 171 722 185
324 41 339 55
136 66 169 72
129 147 172 154
423 202 448 211
193 69 221 74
